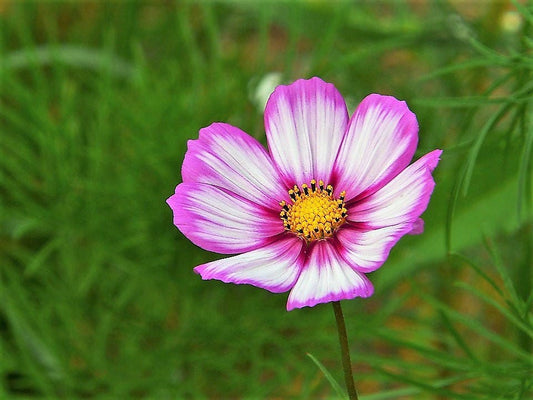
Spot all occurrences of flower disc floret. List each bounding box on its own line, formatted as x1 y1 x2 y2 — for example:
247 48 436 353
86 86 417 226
280 179 347 242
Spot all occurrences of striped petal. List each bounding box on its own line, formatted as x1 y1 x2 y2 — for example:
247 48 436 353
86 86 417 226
347 149 442 229
334 94 419 201
264 77 349 187
287 240 374 310
194 236 304 293
336 223 414 273
167 182 283 254
182 122 286 211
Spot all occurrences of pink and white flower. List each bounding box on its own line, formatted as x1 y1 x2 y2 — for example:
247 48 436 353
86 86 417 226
167 77 441 311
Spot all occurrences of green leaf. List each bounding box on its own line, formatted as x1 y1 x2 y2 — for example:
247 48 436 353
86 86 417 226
307 353 348 400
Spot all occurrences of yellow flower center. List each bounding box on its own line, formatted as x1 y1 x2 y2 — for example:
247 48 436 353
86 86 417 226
279 179 347 242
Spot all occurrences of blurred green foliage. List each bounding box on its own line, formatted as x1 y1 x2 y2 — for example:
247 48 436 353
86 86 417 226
0 1 531 399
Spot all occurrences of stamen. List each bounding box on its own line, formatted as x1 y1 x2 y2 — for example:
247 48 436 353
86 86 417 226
279 179 348 243
293 185 300 199
289 190 297 202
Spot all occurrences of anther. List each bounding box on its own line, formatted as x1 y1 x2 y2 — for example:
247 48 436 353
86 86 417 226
326 185 333 196
310 179 317 192
319 180 324 191
302 184 309 196
289 190 296 202
293 185 300 197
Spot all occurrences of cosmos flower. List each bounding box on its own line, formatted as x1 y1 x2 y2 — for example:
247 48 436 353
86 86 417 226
167 77 441 311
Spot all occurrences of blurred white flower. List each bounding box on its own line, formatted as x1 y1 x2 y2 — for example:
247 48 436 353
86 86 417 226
250 72 283 112
500 10 523 34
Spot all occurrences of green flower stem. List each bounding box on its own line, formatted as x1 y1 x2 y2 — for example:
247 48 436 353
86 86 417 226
332 301 359 400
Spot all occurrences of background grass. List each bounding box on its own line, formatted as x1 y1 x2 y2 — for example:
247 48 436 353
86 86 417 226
1 1 532 399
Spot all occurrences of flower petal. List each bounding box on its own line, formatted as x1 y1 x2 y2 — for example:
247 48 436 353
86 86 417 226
334 94 419 201
336 224 414 273
409 218 425 235
347 149 442 229
264 77 349 186
194 236 304 293
286 240 374 310
181 122 286 211
167 182 283 254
